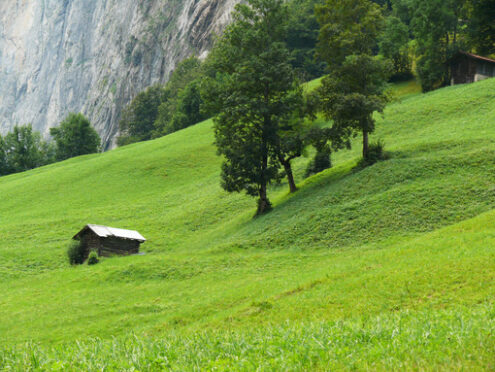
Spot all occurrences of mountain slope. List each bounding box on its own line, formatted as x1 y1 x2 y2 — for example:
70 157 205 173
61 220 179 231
0 0 238 147
0 78 494 368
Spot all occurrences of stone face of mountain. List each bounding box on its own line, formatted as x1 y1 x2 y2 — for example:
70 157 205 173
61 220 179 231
0 0 238 148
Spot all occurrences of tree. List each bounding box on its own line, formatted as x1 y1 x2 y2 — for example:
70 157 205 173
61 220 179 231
317 0 391 159
50 113 101 161
153 57 204 137
272 94 310 193
204 0 309 214
162 79 206 134
3 125 54 173
467 0 495 55
285 0 327 81
379 16 412 80
411 0 467 91
0 135 9 176
117 85 165 146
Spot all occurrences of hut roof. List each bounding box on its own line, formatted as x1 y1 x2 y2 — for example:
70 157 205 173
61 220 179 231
73 224 146 242
456 51 495 64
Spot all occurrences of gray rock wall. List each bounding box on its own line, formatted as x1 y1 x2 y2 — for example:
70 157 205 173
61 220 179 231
0 0 238 148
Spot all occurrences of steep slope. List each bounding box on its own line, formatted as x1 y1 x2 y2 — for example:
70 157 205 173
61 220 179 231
0 78 494 368
0 0 238 147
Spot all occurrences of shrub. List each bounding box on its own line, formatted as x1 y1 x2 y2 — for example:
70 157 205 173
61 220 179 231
67 241 85 265
359 140 388 168
87 251 99 266
305 149 332 178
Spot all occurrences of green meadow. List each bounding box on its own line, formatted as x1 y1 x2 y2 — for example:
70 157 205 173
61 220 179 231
1 78 495 370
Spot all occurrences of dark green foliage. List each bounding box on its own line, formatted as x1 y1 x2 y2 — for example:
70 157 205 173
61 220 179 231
306 147 332 177
117 85 166 146
204 0 309 214
388 0 493 91
0 125 55 176
358 140 388 167
0 136 9 176
159 79 206 134
390 0 414 25
125 36 138 65
50 113 101 161
467 0 495 55
410 0 467 91
67 241 86 265
286 0 327 81
317 0 385 68
118 58 205 145
153 58 204 137
379 16 413 81
87 251 99 266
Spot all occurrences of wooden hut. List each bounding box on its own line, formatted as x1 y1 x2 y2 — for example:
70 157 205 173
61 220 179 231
451 51 495 85
73 224 146 258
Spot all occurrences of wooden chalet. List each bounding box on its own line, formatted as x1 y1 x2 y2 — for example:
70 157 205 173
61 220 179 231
73 224 146 258
451 51 495 85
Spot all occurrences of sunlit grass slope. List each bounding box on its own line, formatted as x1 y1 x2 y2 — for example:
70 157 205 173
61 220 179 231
0 78 494 369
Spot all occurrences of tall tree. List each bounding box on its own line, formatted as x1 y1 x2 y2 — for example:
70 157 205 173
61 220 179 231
204 0 308 214
50 113 101 161
317 0 390 158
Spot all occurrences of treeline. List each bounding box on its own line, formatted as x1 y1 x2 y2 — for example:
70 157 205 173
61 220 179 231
117 0 328 146
0 113 100 177
118 0 494 147
378 0 495 91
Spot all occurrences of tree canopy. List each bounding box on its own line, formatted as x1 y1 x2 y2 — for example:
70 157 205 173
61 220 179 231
317 0 391 159
204 0 312 214
50 113 101 161
117 85 165 146
0 125 54 176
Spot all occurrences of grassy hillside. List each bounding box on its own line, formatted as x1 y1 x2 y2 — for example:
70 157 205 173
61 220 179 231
1 78 495 369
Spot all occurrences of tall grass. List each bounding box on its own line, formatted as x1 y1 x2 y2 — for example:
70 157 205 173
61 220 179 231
1 306 494 371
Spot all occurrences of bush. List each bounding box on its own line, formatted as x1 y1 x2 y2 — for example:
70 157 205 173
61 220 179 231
305 149 332 178
67 241 86 265
87 251 99 265
359 140 388 168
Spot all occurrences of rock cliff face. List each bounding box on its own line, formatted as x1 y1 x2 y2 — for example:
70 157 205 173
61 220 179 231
0 0 238 148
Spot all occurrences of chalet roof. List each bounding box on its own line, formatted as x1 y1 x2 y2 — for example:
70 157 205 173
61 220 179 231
457 51 495 64
73 224 146 242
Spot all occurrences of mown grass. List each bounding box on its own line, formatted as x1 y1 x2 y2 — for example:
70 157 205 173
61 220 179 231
0 78 494 369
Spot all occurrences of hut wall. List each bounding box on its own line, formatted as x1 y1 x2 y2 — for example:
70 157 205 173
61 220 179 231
452 55 495 85
99 237 140 257
475 61 495 82
81 232 101 258
452 55 477 84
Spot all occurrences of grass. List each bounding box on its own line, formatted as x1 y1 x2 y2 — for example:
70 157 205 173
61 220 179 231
0 78 494 369
2 305 494 371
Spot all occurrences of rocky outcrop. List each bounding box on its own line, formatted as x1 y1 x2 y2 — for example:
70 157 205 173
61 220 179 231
0 0 238 148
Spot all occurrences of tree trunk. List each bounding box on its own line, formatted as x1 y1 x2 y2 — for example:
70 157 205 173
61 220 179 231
257 137 271 215
282 160 297 193
257 183 271 215
362 129 369 159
